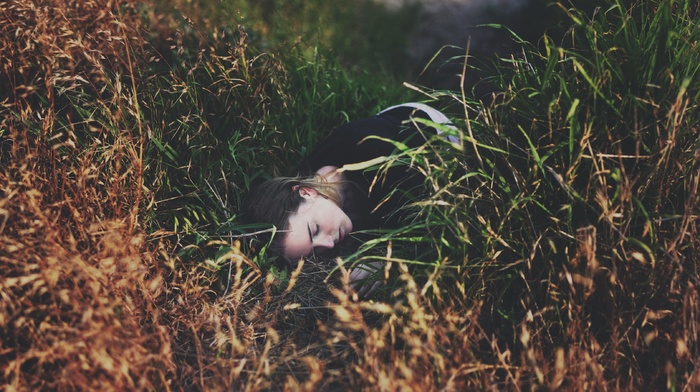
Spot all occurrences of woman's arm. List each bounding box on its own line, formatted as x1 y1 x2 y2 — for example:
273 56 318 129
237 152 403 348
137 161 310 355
349 260 384 299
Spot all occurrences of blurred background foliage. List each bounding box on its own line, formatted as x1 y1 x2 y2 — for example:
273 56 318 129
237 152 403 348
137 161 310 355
148 0 420 77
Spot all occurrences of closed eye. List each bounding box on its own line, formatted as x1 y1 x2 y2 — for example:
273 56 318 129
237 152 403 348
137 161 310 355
307 223 320 256
307 223 319 240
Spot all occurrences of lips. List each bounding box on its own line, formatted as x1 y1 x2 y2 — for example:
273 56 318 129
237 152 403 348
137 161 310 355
339 227 345 242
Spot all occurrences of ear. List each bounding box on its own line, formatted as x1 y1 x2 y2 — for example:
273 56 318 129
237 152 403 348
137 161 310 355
297 186 318 200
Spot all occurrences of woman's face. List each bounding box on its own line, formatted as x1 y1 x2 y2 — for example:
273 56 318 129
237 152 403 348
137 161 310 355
283 187 353 260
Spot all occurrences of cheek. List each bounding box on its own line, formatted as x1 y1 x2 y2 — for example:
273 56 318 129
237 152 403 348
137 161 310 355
317 199 349 227
284 232 311 259
331 204 349 223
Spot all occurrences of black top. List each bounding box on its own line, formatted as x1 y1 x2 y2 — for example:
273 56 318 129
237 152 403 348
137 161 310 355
299 106 439 234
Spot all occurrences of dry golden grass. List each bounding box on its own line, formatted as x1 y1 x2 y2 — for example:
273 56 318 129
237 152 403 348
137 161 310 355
1 2 170 389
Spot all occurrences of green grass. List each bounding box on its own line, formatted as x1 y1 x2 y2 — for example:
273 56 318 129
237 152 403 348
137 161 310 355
140 34 411 256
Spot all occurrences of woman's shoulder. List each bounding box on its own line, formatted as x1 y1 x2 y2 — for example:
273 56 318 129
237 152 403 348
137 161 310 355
301 103 451 173
300 114 403 171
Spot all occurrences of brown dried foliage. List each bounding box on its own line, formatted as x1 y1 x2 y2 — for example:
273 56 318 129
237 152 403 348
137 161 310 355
1 1 170 389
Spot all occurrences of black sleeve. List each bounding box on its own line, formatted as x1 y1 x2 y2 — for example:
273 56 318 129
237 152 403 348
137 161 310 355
300 115 399 173
300 108 434 174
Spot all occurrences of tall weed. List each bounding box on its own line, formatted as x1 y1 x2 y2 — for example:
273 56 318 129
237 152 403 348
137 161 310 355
380 0 700 388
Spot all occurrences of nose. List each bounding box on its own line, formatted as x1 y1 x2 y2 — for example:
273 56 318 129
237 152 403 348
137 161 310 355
314 235 335 250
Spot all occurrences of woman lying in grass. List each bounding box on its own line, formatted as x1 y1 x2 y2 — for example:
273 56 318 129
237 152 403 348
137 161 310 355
244 103 456 297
